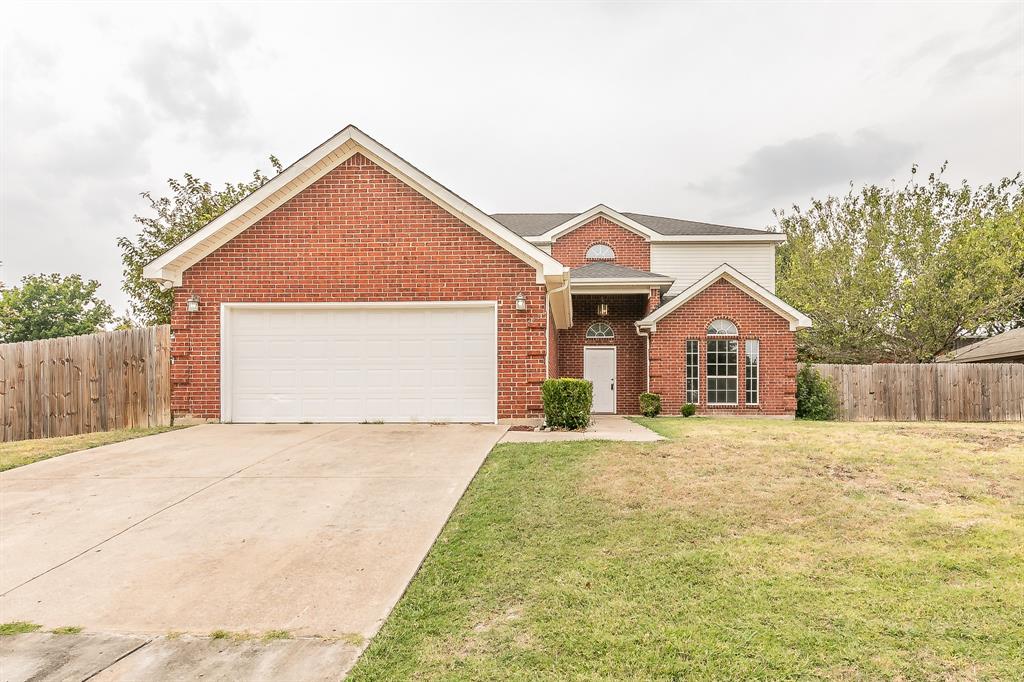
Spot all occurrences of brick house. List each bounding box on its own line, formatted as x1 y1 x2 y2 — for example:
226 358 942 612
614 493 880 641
144 126 811 423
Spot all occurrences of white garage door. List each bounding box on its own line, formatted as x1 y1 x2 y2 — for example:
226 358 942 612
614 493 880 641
224 304 497 423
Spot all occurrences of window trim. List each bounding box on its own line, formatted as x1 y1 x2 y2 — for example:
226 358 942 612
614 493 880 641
585 321 615 339
585 243 616 260
707 319 738 336
685 339 700 405
745 339 759 406
706 338 739 406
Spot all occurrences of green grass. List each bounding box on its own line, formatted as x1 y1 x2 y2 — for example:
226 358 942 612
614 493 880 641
262 630 292 641
0 621 42 635
50 626 83 635
0 426 184 471
350 418 1024 680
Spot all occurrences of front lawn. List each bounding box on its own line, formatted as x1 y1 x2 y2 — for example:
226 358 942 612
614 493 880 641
350 418 1024 680
0 426 183 472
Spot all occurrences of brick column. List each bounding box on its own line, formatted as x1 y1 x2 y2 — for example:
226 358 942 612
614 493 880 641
645 287 661 315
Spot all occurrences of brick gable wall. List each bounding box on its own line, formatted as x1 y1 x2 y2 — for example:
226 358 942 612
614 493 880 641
648 279 796 415
170 153 547 420
558 294 647 414
550 217 650 270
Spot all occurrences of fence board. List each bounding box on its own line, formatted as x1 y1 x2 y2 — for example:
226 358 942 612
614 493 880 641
811 362 1024 422
0 326 172 442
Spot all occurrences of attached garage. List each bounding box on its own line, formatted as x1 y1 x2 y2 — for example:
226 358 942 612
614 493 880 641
222 303 498 424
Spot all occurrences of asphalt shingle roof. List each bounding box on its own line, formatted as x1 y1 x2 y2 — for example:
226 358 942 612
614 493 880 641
490 212 771 237
570 263 672 280
939 328 1024 362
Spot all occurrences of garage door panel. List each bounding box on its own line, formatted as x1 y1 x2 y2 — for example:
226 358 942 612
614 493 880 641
228 305 496 423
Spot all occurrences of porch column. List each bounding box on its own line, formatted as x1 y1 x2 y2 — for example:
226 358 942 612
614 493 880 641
645 287 661 315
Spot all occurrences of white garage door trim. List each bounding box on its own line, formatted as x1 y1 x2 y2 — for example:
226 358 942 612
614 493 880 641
220 301 499 424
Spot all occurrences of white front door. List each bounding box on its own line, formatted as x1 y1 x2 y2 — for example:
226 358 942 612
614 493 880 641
584 347 616 414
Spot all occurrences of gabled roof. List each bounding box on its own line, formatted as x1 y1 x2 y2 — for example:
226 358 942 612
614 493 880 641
637 263 812 332
937 328 1024 363
143 125 569 288
491 209 785 242
570 263 673 282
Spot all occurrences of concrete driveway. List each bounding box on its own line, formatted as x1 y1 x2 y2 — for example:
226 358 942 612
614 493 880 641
0 423 505 680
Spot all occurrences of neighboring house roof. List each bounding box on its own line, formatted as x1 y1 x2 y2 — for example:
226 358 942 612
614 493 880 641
637 263 812 332
142 126 571 320
570 263 673 281
492 208 784 242
937 328 1024 363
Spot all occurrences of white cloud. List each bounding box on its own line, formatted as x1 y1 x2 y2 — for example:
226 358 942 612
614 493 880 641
0 1 1020 313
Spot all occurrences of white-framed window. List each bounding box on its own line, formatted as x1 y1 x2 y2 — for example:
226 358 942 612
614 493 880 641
707 319 738 336
707 338 738 405
586 322 614 339
685 339 699 404
745 339 759 405
585 243 615 260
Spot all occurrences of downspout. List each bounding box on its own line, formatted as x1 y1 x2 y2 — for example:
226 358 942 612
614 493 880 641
635 322 654 393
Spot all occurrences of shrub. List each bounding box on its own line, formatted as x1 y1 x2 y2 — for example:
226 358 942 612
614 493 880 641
680 403 697 417
639 392 661 417
542 378 592 430
796 363 840 420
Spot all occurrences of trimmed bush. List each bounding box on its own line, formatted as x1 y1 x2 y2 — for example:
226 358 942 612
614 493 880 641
639 392 661 417
542 378 592 430
680 403 697 417
796 363 840 420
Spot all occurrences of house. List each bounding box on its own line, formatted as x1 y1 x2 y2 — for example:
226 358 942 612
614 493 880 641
937 328 1024 363
144 126 811 424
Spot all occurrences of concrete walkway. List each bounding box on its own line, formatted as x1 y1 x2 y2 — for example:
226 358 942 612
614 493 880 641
0 423 505 680
500 414 664 443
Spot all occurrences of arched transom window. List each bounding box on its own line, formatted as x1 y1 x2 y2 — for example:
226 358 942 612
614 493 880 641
585 243 615 260
586 322 614 338
707 319 738 336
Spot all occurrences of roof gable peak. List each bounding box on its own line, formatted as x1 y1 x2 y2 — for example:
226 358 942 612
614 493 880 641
537 205 661 242
143 125 568 288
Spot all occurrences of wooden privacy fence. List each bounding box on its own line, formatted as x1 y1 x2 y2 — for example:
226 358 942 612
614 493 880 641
0 326 171 442
812 363 1024 422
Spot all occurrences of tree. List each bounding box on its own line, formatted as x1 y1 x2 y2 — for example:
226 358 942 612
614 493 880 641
118 158 282 326
775 165 1024 363
0 274 114 342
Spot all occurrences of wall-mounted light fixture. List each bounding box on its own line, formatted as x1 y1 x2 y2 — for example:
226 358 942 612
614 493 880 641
186 294 201 313
597 302 609 317
515 292 527 311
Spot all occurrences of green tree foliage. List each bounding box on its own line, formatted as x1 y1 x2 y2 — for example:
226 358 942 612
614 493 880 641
118 158 282 325
776 166 1024 362
0 274 114 342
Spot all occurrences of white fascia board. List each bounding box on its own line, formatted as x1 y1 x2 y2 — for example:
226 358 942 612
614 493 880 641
538 205 660 242
571 277 673 286
647 233 786 243
637 263 812 332
527 232 786 246
572 285 662 295
143 125 565 285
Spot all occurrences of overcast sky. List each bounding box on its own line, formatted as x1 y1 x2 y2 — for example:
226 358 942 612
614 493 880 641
2 1 1021 315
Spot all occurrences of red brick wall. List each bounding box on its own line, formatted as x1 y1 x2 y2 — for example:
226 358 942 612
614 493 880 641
171 153 547 420
648 279 796 415
557 295 647 414
550 217 650 270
